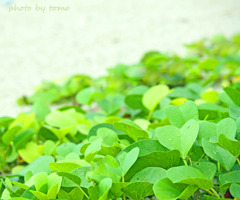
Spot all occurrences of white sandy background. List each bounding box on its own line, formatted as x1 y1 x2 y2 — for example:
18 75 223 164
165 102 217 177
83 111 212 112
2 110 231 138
1 0 240 117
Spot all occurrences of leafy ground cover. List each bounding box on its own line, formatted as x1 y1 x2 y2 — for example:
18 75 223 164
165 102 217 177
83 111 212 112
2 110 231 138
1 33 240 199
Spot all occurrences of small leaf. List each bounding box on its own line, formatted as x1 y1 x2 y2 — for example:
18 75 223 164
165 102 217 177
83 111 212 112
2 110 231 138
157 119 199 159
57 172 81 186
153 178 197 200
202 138 236 171
230 183 240 199
18 155 54 176
18 142 42 163
121 147 139 176
13 129 35 150
142 84 169 111
167 165 214 190
114 120 149 141
224 86 240 107
217 134 240 157
130 167 166 183
125 150 180 181
122 182 153 200
219 170 240 190
165 101 198 128
76 87 95 105
49 162 82 173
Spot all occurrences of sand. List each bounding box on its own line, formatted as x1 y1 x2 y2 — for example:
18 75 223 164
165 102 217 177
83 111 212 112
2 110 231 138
0 0 240 117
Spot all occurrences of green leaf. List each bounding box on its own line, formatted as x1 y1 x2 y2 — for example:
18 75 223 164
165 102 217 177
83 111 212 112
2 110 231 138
122 182 153 200
84 138 103 162
9 113 37 131
198 103 228 122
202 138 236 171
125 86 148 110
32 101 51 120
26 172 48 191
217 134 240 157
168 87 199 100
165 101 198 128
56 142 81 157
30 190 48 200
224 86 240 106
76 87 95 105
157 119 199 159
98 178 112 200
18 155 54 176
192 162 216 181
47 183 59 199
118 139 168 157
198 121 217 145
68 187 84 200
108 147 139 177
109 182 129 199
153 178 197 200
44 140 56 155
88 178 112 200
142 84 169 111
18 142 42 163
230 183 240 198
89 128 118 146
114 120 149 141
130 167 167 183
198 118 236 145
2 125 23 145
120 147 139 176
46 110 78 128
13 129 35 150
219 170 240 190
97 94 125 115
167 164 214 190
125 150 180 181
57 172 81 185
49 162 82 173
88 123 125 140
217 118 236 140
199 58 220 70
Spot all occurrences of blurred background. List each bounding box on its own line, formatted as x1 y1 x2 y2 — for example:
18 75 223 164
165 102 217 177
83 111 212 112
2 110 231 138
1 0 240 117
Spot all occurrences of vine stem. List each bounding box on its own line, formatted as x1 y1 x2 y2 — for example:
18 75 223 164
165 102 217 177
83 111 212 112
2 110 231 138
217 162 221 176
236 157 240 165
188 156 193 165
205 189 215 197
210 188 220 198
206 188 220 198
122 176 126 200
183 158 188 166
147 100 160 121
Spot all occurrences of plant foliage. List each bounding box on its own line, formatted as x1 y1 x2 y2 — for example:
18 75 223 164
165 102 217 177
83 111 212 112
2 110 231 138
1 33 240 199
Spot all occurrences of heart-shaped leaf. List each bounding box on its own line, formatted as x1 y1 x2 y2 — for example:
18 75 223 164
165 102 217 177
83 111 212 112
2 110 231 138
165 101 198 128
198 118 236 145
157 119 199 159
